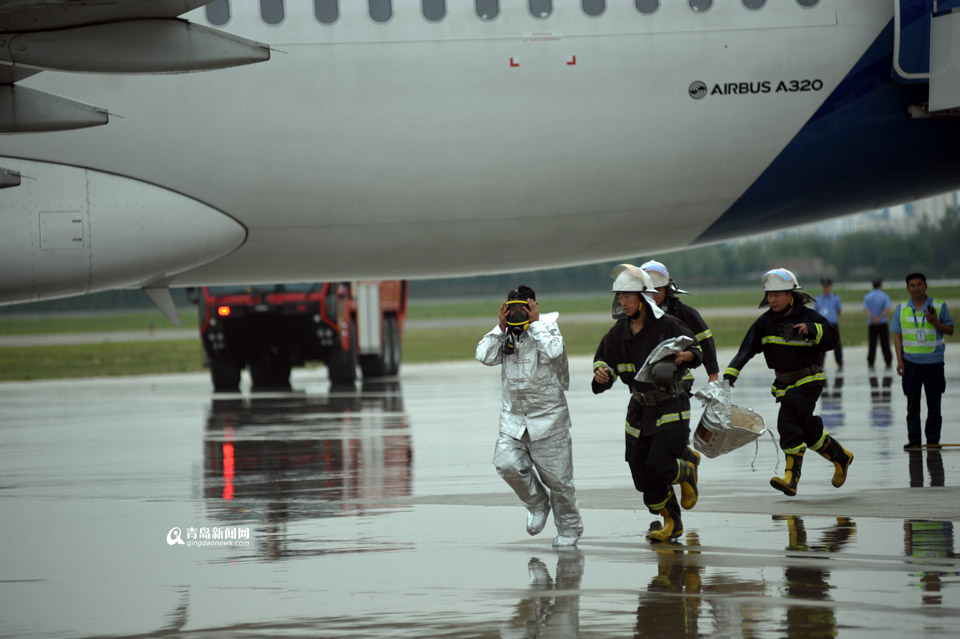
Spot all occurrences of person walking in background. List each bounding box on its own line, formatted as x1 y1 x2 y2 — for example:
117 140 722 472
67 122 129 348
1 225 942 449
863 278 893 369
814 278 843 369
476 285 583 548
891 273 954 450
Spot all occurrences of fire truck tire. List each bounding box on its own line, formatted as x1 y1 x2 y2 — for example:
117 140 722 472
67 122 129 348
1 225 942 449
210 355 241 392
327 320 358 384
385 315 401 376
360 314 401 378
249 348 292 390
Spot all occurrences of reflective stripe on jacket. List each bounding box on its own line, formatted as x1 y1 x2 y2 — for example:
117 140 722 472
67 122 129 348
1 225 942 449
723 302 836 396
592 314 702 438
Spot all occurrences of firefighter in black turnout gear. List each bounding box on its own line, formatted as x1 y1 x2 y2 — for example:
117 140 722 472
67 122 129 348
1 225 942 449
641 259 719 474
723 268 854 496
593 264 703 542
641 260 720 384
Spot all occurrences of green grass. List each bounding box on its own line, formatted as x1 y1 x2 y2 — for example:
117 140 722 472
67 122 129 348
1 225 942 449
402 312 958 365
407 284 960 319
0 311 200 335
0 341 207 381
2 287 958 381
2 286 958 334
4 313 949 382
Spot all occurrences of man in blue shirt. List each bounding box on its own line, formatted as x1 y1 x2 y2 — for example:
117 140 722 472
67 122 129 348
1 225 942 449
891 273 955 449
863 278 893 368
814 278 843 369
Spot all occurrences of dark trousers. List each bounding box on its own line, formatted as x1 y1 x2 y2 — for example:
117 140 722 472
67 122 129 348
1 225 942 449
625 427 687 513
819 323 843 367
775 383 826 453
902 361 946 445
867 324 892 368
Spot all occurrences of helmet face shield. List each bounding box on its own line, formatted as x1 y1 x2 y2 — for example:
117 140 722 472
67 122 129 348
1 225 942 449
609 264 664 319
611 291 664 320
611 292 635 320
610 264 663 319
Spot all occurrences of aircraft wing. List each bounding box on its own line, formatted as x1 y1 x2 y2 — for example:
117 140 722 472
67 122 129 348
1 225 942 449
0 0 267 324
0 0 268 132
0 63 38 85
0 0 212 33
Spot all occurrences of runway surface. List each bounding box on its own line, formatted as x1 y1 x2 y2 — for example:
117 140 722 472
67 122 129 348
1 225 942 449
1 345 958 638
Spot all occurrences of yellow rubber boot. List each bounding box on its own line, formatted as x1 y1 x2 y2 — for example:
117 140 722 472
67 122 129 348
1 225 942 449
682 446 701 469
770 452 803 496
648 491 684 542
815 435 854 488
677 459 699 510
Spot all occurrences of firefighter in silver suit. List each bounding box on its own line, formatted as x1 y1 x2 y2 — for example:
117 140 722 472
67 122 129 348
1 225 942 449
477 285 583 548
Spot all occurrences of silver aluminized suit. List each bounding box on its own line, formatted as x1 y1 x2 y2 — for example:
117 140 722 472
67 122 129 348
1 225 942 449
476 312 583 540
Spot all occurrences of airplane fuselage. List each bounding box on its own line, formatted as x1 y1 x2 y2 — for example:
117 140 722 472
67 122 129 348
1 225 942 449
1 0 959 304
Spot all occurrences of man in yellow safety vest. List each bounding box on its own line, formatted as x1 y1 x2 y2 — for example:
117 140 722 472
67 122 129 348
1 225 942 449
891 273 955 450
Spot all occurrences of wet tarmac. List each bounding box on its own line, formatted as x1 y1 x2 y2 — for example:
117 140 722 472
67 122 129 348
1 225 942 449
1 345 958 638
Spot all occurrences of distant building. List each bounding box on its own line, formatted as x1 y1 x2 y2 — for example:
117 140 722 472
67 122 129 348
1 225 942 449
759 191 959 240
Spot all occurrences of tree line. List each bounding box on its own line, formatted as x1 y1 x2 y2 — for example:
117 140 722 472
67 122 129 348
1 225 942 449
411 206 960 298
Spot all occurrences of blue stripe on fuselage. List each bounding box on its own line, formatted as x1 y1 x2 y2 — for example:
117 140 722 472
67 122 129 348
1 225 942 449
697 18 960 245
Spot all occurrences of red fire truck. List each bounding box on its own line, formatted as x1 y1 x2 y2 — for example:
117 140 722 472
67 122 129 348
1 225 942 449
193 281 407 391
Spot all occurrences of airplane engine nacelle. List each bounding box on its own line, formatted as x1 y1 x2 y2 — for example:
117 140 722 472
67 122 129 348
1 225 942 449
0 158 246 305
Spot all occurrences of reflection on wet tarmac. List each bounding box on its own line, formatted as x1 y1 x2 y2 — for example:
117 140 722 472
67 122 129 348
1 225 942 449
635 533 707 638
909 449 946 488
203 381 412 559
869 370 895 429
904 520 959 607
2 348 960 639
501 552 584 638
775 515 855 639
820 371 845 431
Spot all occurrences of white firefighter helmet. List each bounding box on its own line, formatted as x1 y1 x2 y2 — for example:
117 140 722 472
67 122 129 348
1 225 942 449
640 259 689 295
759 267 815 308
610 263 656 293
761 268 801 291
640 260 671 288
609 264 664 319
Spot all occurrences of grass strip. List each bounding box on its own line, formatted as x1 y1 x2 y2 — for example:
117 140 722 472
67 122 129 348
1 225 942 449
1 304 956 381
3 286 958 336
0 341 206 381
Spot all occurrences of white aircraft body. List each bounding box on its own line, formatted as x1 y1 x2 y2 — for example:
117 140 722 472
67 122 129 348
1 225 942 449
2 0 960 311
